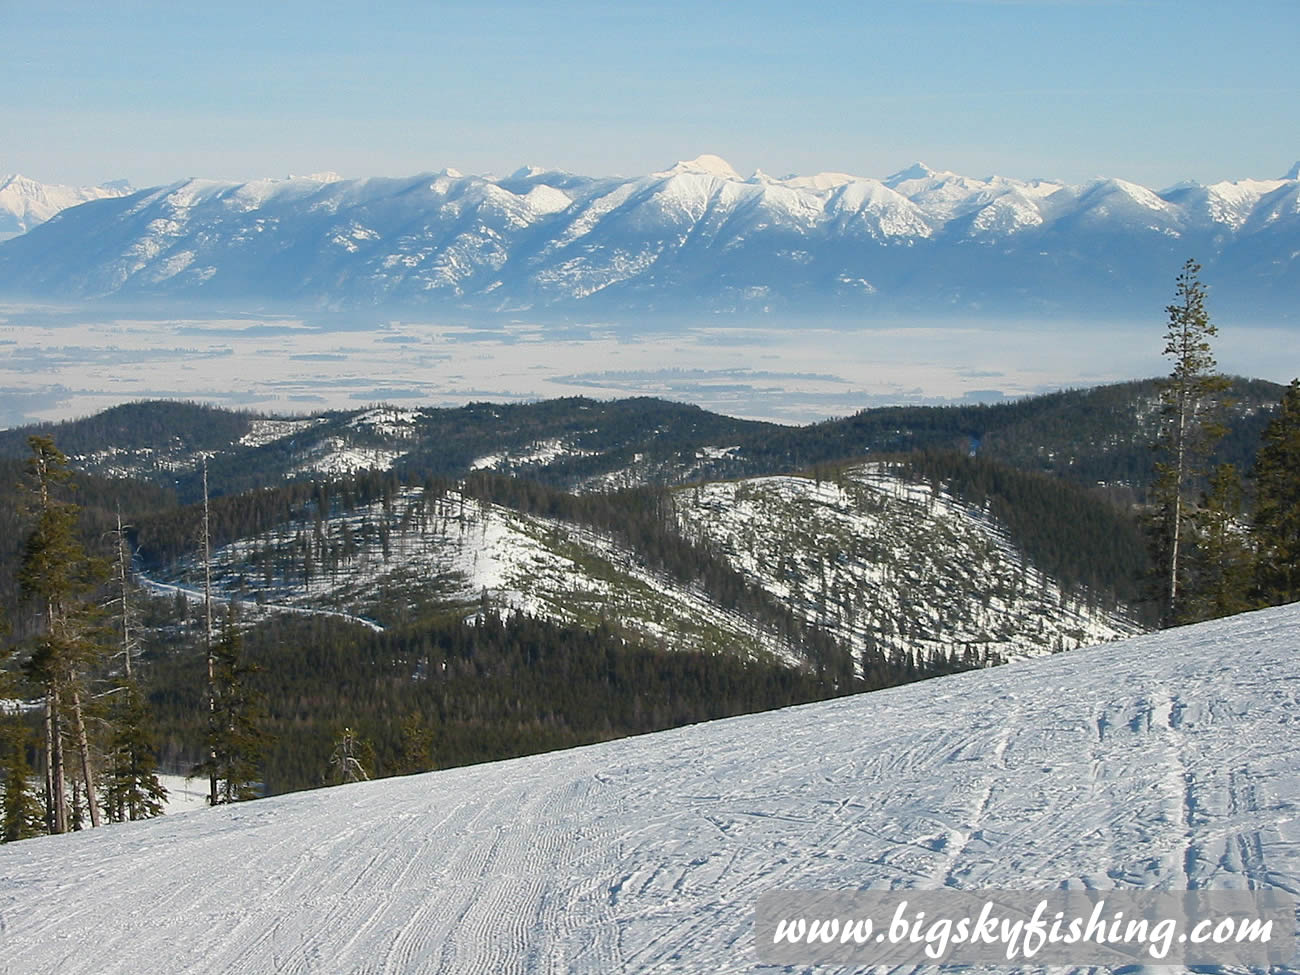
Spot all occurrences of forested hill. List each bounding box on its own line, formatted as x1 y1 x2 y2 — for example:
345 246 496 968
757 377 1285 499
0 377 1284 504
12 374 1285 810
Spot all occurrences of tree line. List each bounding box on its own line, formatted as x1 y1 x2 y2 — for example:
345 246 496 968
0 439 271 840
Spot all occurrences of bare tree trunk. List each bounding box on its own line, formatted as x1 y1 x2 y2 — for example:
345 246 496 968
117 505 133 681
43 693 56 834
69 687 101 828
50 685 67 834
203 459 218 806
1168 398 1187 620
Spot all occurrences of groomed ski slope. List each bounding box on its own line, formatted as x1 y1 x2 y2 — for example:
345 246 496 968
4 604 1300 974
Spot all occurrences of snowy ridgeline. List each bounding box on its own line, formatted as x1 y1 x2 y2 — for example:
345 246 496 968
152 466 1135 671
5 160 1300 316
4 603 1299 974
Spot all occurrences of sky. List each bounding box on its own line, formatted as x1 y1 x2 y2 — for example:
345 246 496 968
3 0 1298 190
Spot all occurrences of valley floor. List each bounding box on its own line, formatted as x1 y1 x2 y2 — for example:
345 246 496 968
4 605 1300 973
4 305 1292 429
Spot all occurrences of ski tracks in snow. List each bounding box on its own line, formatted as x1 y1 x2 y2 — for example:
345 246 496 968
5 606 1300 973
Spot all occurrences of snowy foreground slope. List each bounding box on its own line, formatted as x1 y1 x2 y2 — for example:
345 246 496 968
5 604 1300 974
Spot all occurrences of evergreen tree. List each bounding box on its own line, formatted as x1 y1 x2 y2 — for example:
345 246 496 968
1183 464 1253 622
0 612 42 842
1252 378 1300 605
18 436 109 832
191 609 270 803
396 713 435 774
102 505 167 821
1 721 43 842
103 681 168 822
1149 260 1230 625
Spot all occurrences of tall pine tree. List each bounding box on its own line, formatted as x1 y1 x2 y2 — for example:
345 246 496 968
18 436 108 832
192 609 271 803
1149 260 1230 625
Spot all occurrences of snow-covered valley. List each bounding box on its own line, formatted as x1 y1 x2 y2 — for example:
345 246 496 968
4 602 1299 973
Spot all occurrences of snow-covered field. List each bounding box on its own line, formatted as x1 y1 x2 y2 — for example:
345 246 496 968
4 603 1299 974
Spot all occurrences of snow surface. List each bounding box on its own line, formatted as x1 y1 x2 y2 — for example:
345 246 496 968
155 773 215 815
4 603 1300 973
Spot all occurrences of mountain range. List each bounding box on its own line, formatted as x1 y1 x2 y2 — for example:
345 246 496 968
2 157 1298 320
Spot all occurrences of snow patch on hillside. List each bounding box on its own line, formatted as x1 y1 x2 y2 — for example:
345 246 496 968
159 487 796 664
469 436 597 472
674 465 1137 663
238 417 326 448
291 437 407 475
347 406 424 438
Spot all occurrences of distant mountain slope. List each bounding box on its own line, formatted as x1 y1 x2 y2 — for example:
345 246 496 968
1 158 1297 318
0 173 131 239
4 602 1297 974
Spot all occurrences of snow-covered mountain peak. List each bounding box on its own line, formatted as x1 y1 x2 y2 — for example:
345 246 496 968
1075 176 1175 215
520 183 572 214
771 170 856 191
0 172 134 236
885 161 937 185
661 154 741 180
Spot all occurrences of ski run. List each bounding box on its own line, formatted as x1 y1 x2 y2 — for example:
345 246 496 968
3 602 1299 973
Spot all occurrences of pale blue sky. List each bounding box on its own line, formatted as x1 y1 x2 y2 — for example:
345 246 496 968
4 0 1297 188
